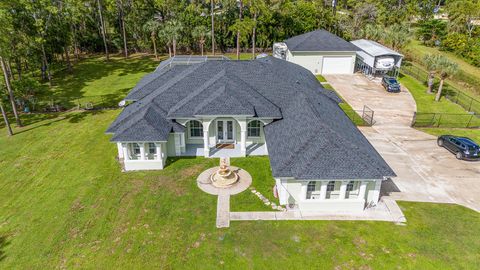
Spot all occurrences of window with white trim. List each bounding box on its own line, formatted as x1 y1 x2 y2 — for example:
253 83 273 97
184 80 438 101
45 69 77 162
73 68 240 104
146 143 156 160
189 120 203 138
129 143 141 160
346 181 355 192
306 181 316 199
247 120 261 137
327 181 335 191
326 181 335 199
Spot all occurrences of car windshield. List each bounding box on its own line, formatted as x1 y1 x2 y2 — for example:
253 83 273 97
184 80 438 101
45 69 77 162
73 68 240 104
388 79 398 84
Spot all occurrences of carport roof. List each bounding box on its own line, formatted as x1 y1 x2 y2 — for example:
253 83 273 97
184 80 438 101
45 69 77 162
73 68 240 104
350 39 403 57
284 29 360 52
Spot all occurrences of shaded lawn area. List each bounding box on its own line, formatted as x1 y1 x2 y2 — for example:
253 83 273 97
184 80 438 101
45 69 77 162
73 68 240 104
1 110 480 269
45 54 161 99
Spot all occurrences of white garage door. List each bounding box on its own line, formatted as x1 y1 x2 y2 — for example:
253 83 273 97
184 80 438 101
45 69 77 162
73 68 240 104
322 56 353 75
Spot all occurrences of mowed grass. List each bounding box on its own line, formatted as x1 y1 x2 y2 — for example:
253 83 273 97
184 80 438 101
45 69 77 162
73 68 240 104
404 40 480 98
398 74 472 114
46 54 162 99
1 55 480 268
1 111 480 269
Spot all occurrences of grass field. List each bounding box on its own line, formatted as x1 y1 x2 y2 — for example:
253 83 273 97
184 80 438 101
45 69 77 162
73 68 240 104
1 56 480 269
398 73 480 140
1 110 480 269
404 40 480 99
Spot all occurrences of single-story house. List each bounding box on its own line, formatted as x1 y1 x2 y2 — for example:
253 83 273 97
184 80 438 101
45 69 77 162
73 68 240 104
273 29 360 75
351 39 404 78
106 56 395 212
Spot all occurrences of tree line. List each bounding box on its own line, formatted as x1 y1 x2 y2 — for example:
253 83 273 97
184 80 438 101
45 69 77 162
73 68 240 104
0 0 464 135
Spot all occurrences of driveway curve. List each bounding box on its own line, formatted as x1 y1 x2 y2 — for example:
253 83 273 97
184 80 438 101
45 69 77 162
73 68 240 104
325 74 480 212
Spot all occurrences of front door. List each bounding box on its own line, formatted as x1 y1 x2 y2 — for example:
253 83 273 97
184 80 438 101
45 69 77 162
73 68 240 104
217 120 234 143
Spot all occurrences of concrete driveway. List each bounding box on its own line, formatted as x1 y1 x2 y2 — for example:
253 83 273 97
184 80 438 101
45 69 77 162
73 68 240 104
325 74 480 212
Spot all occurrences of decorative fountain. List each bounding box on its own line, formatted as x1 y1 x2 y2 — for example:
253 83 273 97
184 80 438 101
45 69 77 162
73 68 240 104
210 157 239 188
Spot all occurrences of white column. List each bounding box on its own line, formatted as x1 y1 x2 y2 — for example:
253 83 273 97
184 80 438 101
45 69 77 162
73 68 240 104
319 181 328 200
203 130 209 157
358 181 368 200
301 182 308 201
122 143 129 161
238 119 247 156
139 143 145 160
202 120 212 158
117 142 124 159
338 181 347 200
155 143 162 160
369 179 382 206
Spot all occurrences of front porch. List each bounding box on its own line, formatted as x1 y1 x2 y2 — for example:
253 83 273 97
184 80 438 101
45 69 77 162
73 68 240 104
181 143 268 158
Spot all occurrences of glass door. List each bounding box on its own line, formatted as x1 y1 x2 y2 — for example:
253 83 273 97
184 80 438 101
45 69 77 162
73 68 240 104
226 121 234 141
217 121 224 141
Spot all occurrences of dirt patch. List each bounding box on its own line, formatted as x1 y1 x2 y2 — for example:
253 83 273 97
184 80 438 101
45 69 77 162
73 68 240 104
179 164 204 178
148 174 186 196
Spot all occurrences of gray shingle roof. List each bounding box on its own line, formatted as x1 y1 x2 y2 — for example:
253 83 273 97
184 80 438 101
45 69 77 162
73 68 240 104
107 57 395 180
285 29 360 52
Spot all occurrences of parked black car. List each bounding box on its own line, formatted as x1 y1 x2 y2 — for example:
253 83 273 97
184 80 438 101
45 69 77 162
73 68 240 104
437 135 480 160
381 76 401 93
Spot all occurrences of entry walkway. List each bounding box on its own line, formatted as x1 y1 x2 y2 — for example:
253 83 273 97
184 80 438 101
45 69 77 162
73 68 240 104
325 74 480 212
230 198 406 224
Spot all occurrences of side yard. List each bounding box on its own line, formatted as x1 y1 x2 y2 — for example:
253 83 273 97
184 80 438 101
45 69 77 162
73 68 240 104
398 73 480 141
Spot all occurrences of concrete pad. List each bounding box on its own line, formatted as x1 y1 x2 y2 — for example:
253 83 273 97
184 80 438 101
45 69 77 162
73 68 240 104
325 74 480 212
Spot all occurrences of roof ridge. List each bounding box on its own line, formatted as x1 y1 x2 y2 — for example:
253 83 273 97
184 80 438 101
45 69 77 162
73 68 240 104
224 68 283 115
167 68 227 116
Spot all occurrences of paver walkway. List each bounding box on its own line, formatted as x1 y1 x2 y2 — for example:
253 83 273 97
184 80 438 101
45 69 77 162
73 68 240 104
216 194 230 228
325 74 480 212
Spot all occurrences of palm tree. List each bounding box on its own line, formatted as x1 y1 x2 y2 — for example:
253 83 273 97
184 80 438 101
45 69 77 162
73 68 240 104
423 54 459 101
159 20 183 57
423 54 437 94
192 26 210 56
434 56 458 102
144 20 162 60
236 0 244 60
245 0 267 59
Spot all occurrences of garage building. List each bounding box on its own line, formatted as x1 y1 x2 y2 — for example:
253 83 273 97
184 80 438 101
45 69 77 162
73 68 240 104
350 39 403 78
273 29 360 75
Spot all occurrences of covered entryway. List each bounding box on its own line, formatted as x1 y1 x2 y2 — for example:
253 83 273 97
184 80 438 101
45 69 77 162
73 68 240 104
216 120 235 143
322 56 354 74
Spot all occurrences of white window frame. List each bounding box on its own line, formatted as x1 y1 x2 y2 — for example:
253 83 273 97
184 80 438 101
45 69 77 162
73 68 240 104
247 120 261 138
306 181 316 200
129 143 141 160
146 143 157 160
189 120 203 138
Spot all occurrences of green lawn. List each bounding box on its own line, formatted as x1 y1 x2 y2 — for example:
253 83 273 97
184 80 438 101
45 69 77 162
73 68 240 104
398 74 472 114
398 73 480 129
1 110 480 269
1 55 480 269
321 82 369 126
404 40 480 99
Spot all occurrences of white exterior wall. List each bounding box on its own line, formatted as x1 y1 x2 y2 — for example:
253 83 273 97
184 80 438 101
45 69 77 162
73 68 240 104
122 142 167 171
286 50 356 75
275 178 382 212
